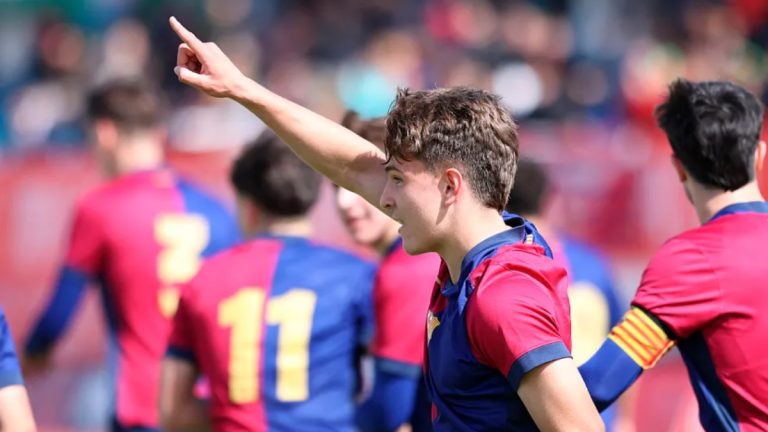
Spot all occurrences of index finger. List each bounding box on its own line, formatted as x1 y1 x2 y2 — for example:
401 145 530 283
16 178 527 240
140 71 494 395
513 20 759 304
169 16 206 51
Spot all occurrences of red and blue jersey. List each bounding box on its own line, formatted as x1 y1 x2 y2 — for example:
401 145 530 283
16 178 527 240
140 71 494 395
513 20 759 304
25 169 239 430
425 216 572 431
628 201 768 431
167 235 375 432
0 308 23 389
371 238 440 369
356 238 440 432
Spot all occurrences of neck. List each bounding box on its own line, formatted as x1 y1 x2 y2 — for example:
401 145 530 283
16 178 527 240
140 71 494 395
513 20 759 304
111 136 165 177
373 228 401 257
251 216 313 238
691 180 764 224
438 207 509 284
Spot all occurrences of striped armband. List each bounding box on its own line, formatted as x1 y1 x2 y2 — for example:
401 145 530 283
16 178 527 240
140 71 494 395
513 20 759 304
607 307 674 369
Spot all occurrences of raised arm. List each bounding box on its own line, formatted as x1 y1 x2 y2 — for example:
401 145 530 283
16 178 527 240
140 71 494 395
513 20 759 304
168 17 387 208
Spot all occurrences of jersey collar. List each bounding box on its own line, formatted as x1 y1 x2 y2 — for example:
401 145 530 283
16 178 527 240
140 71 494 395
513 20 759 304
441 218 528 300
709 201 768 222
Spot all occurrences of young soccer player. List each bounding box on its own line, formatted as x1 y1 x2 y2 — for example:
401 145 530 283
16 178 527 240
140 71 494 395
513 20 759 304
168 17 603 431
160 131 375 432
23 79 240 432
506 158 625 431
0 308 36 432
337 112 439 432
579 79 768 431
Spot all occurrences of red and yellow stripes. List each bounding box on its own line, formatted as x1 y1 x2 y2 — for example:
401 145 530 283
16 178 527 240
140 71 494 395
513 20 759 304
608 307 674 369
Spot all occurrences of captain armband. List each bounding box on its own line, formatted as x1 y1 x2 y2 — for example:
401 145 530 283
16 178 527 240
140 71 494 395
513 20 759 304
607 307 674 369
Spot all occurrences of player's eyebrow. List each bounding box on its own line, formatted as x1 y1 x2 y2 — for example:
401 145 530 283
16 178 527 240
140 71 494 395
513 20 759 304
384 163 402 174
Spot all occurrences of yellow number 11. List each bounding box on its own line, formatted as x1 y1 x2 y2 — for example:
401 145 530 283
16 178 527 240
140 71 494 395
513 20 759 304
218 288 317 404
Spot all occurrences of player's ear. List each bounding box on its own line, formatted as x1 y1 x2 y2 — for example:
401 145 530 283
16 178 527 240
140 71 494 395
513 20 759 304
92 119 119 151
442 168 463 206
670 155 687 183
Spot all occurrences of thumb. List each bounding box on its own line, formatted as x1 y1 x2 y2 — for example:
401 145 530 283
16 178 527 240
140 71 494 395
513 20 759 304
175 66 209 88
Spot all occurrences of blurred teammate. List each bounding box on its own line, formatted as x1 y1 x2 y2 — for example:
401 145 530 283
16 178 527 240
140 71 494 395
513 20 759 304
506 158 624 430
160 131 375 431
23 79 239 432
580 79 768 431
168 17 602 431
0 308 36 432
337 112 439 432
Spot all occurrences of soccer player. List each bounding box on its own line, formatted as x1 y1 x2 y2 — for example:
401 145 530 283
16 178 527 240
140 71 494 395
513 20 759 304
337 111 440 432
160 131 375 431
23 79 240 432
579 79 768 431
168 17 603 431
506 158 625 430
0 308 36 432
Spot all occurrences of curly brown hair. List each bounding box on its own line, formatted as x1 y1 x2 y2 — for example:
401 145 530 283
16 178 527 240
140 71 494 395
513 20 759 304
385 87 519 211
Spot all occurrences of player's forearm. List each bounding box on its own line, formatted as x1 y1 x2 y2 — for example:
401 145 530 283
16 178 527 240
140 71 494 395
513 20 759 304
231 78 386 201
0 385 37 432
160 398 210 432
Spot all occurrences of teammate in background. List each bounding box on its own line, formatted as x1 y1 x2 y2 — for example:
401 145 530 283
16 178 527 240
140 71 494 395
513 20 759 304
0 308 36 432
23 80 240 432
505 158 625 430
579 79 768 431
168 17 602 431
337 112 439 432
160 131 375 432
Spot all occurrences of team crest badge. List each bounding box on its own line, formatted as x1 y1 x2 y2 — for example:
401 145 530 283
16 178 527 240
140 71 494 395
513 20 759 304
427 311 440 343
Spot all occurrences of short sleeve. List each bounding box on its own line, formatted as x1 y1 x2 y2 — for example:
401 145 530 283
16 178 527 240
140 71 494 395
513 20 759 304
0 310 23 388
65 200 106 276
166 287 197 363
466 265 570 390
631 238 719 339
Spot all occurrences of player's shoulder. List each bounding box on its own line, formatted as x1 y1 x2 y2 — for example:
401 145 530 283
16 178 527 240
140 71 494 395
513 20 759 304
173 176 231 215
470 243 567 301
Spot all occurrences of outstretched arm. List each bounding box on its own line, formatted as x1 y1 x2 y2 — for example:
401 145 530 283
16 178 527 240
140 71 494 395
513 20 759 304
578 307 675 410
168 17 387 208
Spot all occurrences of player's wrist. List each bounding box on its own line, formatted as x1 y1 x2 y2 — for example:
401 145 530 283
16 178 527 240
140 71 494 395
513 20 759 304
231 76 266 107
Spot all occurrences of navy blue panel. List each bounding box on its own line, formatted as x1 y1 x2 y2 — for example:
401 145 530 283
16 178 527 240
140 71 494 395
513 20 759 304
507 341 571 390
165 346 196 364
678 333 739 432
578 339 643 411
261 235 375 432
356 364 420 432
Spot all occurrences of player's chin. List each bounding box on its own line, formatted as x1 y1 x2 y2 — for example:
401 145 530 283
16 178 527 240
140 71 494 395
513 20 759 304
401 233 430 256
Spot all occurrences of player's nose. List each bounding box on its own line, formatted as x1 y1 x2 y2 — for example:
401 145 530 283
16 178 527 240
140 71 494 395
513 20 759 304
379 185 395 214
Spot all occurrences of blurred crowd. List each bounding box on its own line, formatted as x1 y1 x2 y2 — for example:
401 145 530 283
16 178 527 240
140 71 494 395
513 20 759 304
1 0 766 150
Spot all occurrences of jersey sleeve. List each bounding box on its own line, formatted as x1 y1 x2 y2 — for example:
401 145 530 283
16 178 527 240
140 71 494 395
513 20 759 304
166 284 197 364
466 265 570 390
0 309 23 388
631 237 720 339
